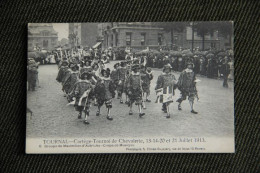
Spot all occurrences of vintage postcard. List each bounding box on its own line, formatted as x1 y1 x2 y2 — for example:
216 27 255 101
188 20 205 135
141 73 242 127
26 22 234 153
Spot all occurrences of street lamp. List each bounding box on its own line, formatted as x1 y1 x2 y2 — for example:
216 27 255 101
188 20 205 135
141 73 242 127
190 22 195 52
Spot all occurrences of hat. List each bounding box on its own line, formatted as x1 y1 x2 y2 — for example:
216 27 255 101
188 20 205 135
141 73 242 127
80 71 89 79
114 63 119 68
61 61 69 66
131 64 140 71
147 67 152 73
120 61 126 66
101 68 111 76
186 61 194 67
163 64 172 70
69 63 78 69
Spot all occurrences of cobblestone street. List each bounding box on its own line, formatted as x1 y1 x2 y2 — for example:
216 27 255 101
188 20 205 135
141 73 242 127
27 62 234 138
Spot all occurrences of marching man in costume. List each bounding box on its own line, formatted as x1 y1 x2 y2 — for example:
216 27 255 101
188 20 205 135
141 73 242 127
176 62 199 114
63 63 79 102
126 64 145 117
140 65 153 104
110 63 120 96
155 64 177 118
94 68 116 121
70 71 95 124
117 61 128 104
56 60 69 83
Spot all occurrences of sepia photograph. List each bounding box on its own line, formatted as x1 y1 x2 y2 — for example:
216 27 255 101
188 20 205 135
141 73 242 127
26 22 234 153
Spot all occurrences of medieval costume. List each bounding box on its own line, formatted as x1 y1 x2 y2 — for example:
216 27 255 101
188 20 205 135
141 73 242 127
110 63 120 94
220 57 230 88
126 64 145 117
155 64 177 118
56 61 69 85
27 59 39 91
117 61 128 104
63 63 79 102
140 66 153 104
94 68 115 120
176 62 198 114
69 71 95 124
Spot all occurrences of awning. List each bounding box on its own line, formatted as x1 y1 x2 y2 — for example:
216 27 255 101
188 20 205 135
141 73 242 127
92 42 102 49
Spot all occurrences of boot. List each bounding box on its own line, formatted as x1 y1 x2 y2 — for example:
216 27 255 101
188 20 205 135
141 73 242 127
146 99 151 102
191 110 198 114
178 104 182 111
78 112 82 119
107 116 113 120
139 113 145 117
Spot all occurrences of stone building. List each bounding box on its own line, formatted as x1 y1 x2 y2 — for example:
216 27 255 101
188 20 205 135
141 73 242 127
68 23 99 48
28 23 58 51
163 26 232 50
98 22 165 50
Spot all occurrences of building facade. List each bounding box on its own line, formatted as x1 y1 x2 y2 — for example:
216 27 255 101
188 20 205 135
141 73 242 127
28 23 58 51
163 26 232 50
98 22 165 50
68 23 99 48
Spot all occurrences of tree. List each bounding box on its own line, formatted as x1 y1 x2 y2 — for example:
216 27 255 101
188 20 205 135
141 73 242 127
193 22 216 50
152 22 188 49
215 21 233 49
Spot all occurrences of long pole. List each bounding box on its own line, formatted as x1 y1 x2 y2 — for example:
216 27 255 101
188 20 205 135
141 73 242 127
191 22 194 52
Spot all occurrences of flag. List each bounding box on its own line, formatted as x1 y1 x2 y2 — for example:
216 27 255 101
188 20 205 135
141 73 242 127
163 86 173 103
66 98 75 106
78 89 91 106
155 88 163 103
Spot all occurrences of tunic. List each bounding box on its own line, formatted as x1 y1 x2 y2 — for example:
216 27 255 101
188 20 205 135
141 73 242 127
126 72 142 104
117 67 127 93
56 66 69 83
177 69 196 95
70 80 94 111
141 71 152 93
155 73 177 103
94 77 116 107
63 71 79 94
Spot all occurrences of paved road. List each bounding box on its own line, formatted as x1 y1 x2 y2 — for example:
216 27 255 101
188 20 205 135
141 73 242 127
27 62 234 138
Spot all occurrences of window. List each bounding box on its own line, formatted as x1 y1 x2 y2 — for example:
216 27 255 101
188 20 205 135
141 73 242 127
43 40 48 48
126 32 132 46
211 42 216 48
42 31 49 36
141 33 146 46
106 35 109 47
158 33 163 45
115 33 118 46
111 35 113 47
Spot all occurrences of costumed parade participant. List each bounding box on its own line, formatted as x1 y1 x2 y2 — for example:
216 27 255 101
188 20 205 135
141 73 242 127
94 68 115 120
63 63 79 102
117 61 128 104
70 71 95 124
27 59 39 91
110 63 120 94
140 65 151 107
220 56 230 88
56 61 70 96
155 64 177 118
126 64 145 117
176 62 199 114
141 66 153 103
